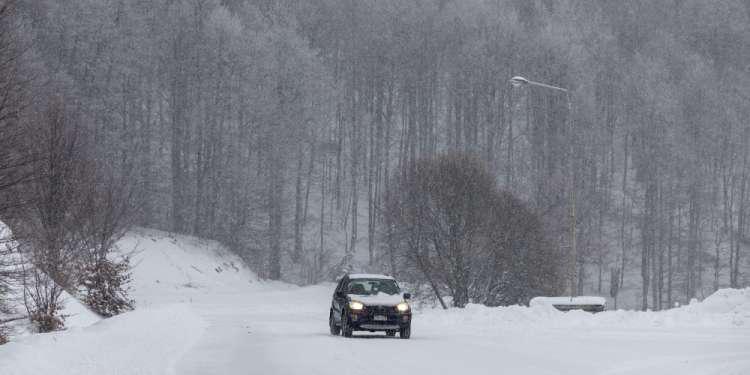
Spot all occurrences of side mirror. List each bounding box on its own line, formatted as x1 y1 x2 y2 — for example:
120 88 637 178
403 292 411 300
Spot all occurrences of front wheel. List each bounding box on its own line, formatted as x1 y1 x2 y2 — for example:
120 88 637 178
399 324 411 339
341 311 353 337
329 310 340 336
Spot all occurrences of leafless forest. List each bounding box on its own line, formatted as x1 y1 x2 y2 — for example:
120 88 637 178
1 0 749 324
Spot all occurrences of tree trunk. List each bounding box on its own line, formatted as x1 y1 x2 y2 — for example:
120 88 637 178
293 150 304 264
268 155 284 280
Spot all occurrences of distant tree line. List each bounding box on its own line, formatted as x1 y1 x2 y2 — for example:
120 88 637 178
0 0 747 324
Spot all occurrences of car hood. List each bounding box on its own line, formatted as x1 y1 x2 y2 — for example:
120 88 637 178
347 292 404 306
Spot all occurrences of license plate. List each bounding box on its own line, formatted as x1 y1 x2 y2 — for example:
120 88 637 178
374 315 387 321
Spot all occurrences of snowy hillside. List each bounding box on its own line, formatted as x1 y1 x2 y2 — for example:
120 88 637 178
1 229 749 375
0 229 257 375
121 228 261 305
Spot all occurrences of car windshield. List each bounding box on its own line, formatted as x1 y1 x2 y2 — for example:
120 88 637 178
347 279 400 296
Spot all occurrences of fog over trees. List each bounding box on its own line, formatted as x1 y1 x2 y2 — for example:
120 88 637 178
0 0 749 319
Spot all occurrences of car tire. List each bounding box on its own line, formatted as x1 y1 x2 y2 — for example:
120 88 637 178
399 324 411 339
329 310 340 336
341 310 353 337
385 330 396 337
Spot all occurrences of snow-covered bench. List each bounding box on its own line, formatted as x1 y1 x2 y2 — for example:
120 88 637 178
529 296 607 313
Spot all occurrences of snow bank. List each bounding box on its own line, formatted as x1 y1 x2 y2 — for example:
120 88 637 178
0 304 207 375
57 291 101 329
420 288 750 330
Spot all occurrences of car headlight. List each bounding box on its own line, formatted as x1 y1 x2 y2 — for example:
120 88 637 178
349 301 364 310
396 302 410 312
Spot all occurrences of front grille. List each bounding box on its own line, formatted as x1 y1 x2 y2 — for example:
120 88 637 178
364 305 398 324
367 305 395 315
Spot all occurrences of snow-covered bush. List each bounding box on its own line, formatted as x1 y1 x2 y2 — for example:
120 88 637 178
22 267 66 332
30 310 63 332
0 276 10 343
0 238 12 320
0 324 7 345
79 257 133 317
0 280 10 342
76 175 137 317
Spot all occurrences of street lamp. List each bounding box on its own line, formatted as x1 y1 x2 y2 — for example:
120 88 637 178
510 76 569 93
509 75 577 298
509 76 529 87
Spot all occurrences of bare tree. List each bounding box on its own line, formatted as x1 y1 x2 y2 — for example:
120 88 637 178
12 98 90 331
386 153 562 307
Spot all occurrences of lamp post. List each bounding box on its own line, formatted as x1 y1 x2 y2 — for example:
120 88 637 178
509 75 577 298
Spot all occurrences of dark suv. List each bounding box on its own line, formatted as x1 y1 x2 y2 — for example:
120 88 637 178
329 274 412 339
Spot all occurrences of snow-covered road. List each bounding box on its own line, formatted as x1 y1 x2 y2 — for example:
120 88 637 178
170 285 750 375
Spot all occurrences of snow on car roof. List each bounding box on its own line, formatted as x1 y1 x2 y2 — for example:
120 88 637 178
347 273 395 280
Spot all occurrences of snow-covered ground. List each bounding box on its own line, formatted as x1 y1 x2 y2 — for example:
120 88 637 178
2 228 749 375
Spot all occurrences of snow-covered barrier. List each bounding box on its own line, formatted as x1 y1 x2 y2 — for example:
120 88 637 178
530 296 607 313
420 288 750 330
